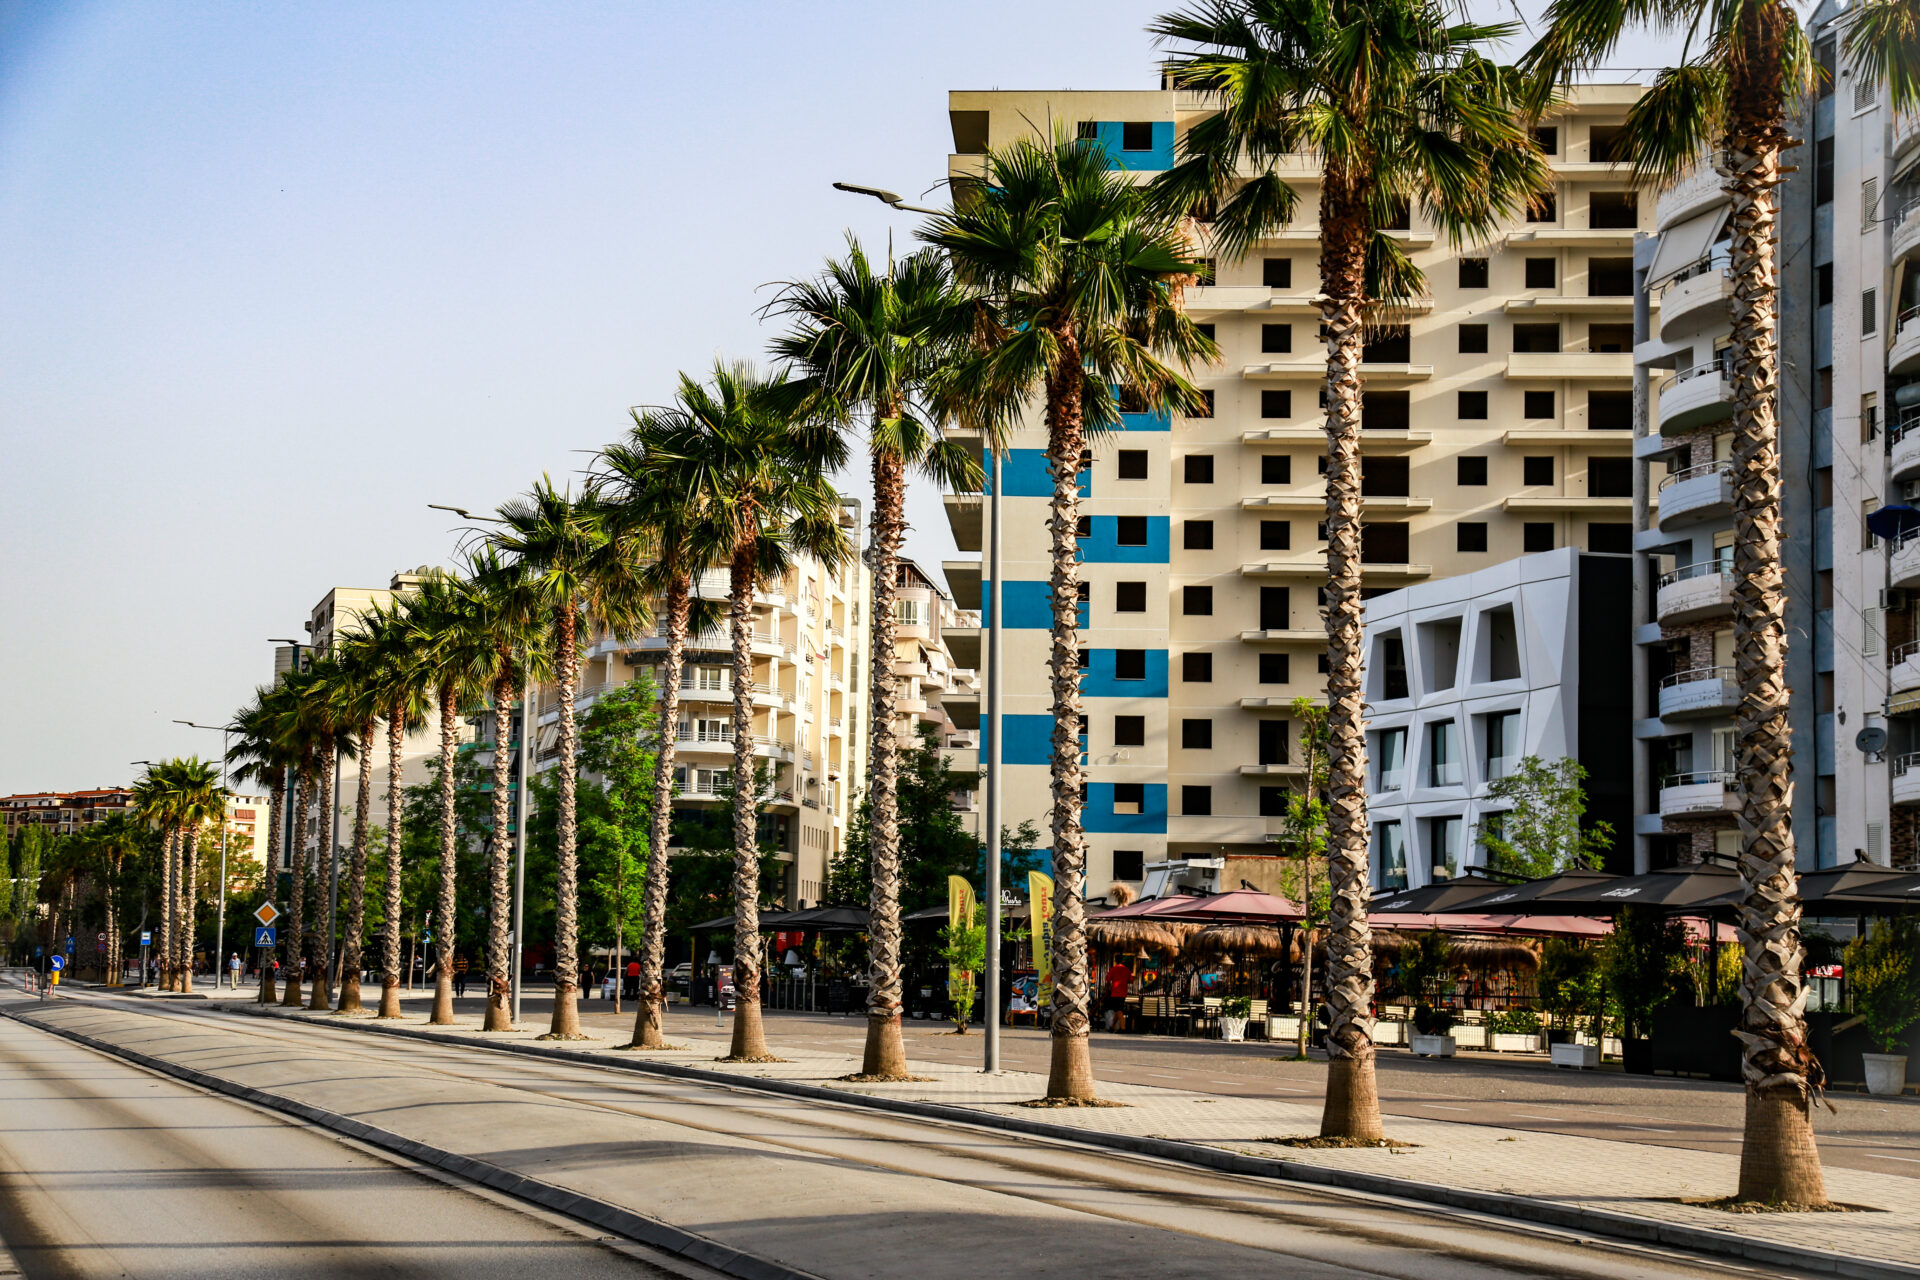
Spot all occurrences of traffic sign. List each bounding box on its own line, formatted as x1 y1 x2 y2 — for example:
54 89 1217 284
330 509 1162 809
94 939 105 953
254 926 277 947
254 902 280 928
97 931 106 942
139 931 151 946
48 956 64 972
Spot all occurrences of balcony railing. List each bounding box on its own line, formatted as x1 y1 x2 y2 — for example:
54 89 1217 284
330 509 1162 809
1661 665 1737 688
1893 752 1920 778
1900 303 1920 337
1663 770 1736 788
1658 560 1734 590
1664 359 1728 389
1657 459 1732 491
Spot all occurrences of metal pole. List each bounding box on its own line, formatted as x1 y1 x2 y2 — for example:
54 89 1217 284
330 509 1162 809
984 445 1004 1073
511 679 530 1024
214 727 230 978
328 743 341 983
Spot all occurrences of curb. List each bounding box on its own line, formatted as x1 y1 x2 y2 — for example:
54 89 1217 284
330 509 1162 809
2 1006 823 1280
207 999 1920 1280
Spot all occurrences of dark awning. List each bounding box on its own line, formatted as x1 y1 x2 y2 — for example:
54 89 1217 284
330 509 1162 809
1370 869 1524 914
1866 504 1920 541
1449 868 1619 914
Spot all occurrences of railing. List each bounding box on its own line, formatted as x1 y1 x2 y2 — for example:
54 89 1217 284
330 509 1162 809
1657 459 1731 491
1661 665 1736 688
1654 254 1729 295
1891 407 1920 445
1663 360 1729 389
1892 640 1920 667
1893 752 1920 778
1429 762 1463 786
1376 767 1406 790
675 726 734 744
1893 527 1920 554
1662 770 1735 789
1658 560 1734 590
1485 755 1517 782
1898 303 1920 337
1895 196 1920 229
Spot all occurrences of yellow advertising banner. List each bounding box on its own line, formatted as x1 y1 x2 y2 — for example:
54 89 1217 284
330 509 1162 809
947 875 977 931
1029 871 1055 1008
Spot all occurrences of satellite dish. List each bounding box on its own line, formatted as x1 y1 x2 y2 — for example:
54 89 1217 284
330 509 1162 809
1856 726 1888 754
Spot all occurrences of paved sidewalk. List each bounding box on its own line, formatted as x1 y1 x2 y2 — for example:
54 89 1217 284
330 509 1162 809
166 989 1920 1273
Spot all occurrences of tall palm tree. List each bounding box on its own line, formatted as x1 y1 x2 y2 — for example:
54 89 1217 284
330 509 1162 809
594 417 729 1050
272 667 328 1007
327 620 397 1014
130 766 182 989
168 757 228 993
88 813 141 984
404 569 496 1024
492 481 651 1040
1151 0 1548 1137
924 132 1215 1101
645 361 851 1061
300 656 356 1011
769 239 984 1079
1522 0 1831 1208
355 598 433 1019
229 689 290 999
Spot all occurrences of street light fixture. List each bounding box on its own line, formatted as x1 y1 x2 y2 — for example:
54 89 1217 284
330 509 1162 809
833 180 1003 1071
175 719 236 983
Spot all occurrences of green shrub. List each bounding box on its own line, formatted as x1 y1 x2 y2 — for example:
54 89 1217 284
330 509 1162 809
1846 918 1920 1054
1485 1008 1541 1035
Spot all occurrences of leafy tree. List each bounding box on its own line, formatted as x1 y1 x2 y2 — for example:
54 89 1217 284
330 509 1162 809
1537 937 1605 1037
825 725 981 915
1478 756 1613 879
1268 697 1331 1056
940 918 987 1034
1845 919 1920 1055
1603 906 1690 1040
577 677 659 1014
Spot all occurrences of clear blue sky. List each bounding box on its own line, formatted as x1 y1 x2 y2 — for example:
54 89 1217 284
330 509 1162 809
0 1 1663 791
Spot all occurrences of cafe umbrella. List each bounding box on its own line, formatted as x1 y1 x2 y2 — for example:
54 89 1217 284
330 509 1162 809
1449 867 1621 914
1370 868 1524 914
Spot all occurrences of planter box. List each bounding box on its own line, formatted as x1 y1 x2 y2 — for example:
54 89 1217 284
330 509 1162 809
1452 1024 1489 1050
1410 1033 1457 1058
1864 1053 1910 1096
1622 1037 1654 1075
1551 1042 1600 1069
1220 1015 1249 1043
1373 1019 1407 1046
1270 1015 1304 1042
1490 1032 1544 1053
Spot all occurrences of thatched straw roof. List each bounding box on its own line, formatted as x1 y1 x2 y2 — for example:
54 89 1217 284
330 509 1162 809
1107 882 1139 907
1367 931 1540 970
1183 924 1296 959
1086 917 1199 953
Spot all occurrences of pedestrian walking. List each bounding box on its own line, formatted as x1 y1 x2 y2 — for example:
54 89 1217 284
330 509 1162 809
453 954 469 999
624 959 640 1002
229 953 243 989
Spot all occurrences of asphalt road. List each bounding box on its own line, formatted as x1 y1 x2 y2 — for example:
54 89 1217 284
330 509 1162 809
0 1010 711 1280
0 988 1815 1280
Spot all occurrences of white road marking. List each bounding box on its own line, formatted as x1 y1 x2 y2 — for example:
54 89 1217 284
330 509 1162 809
1420 1104 1471 1112
1866 1153 1920 1164
1621 1125 1675 1134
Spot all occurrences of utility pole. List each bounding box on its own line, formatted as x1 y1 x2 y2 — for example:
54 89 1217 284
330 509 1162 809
511 679 531 1024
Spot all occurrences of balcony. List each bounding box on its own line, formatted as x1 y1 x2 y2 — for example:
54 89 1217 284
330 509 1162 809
1893 416 1920 484
945 625 980 669
1241 426 1432 450
1893 531 1920 591
1659 667 1740 720
1656 263 1732 333
1891 642 1920 700
1895 113 1920 182
1656 460 1733 531
1242 493 1433 514
1893 198 1920 265
1241 359 1434 383
1504 352 1633 381
1240 559 1433 580
1659 771 1739 819
1894 754 1920 808
943 559 980 611
1240 762 1307 776
1656 562 1735 625
1503 227 1635 249
1654 164 1725 229
1656 363 1734 435
1240 628 1326 643
943 494 983 552
1183 285 1278 315
1502 495 1633 514
1892 307 1920 377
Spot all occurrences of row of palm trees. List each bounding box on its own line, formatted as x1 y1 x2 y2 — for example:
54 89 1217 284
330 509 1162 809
128 759 228 993
176 0 1912 1206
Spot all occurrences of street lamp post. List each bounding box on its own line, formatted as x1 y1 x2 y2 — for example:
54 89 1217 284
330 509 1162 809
830 180 1001 1070
270 639 305 986
130 759 157 986
174 720 234 985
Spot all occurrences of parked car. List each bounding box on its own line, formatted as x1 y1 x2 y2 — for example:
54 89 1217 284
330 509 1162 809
600 973 617 1000
670 962 693 985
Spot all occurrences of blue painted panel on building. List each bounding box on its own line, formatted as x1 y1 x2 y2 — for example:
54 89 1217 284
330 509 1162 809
1812 408 1833 468
1080 648 1170 698
1814 203 1833 261
1119 410 1171 431
989 448 1089 498
1089 121 1175 171
1814 508 1833 572
1816 712 1836 774
1085 782 1169 834
980 714 1057 767
1815 304 1833 367
1814 95 1835 137
1816 608 1834 672
980 580 1055 629
1815 815 1836 867
1078 516 1170 563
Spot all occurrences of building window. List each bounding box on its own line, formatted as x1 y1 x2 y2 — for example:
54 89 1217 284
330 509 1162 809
1362 326 1411 363
1524 390 1555 419
1378 632 1409 699
1183 520 1214 550
1259 786 1288 817
1113 783 1145 814
1076 515 1092 538
1486 709 1520 780
1376 727 1408 789
1429 720 1461 785
1375 821 1408 889
1260 519 1291 551
1459 257 1489 289
1076 121 1099 141
1817 263 1833 307
1523 522 1554 553
1458 456 1487 485
1590 322 1632 352
1589 390 1631 430
1864 289 1879 336
1182 651 1212 682
1513 322 1561 353
1259 585 1290 630
1588 522 1631 553
1589 124 1628 162
1121 121 1154 152
1115 581 1146 612
1588 257 1633 297
1263 257 1292 288
1589 190 1637 229
1262 323 1293 353
1258 719 1289 765
1259 652 1289 683
1524 257 1555 288
1815 137 1834 204
1114 715 1145 747
1261 389 1292 419
1181 785 1213 816
1534 125 1558 153
1112 849 1144 880
1117 449 1148 479
1361 522 1411 564
1183 585 1214 615
1116 515 1149 546
1114 649 1147 680
1181 719 1213 749
1362 390 1411 431
1075 582 1090 628
1458 323 1489 354
1184 454 1215 483
1428 815 1464 879
1523 455 1554 485
1589 456 1630 497
1261 454 1291 484
1458 390 1489 419
1458 522 1489 552
1362 455 1410 497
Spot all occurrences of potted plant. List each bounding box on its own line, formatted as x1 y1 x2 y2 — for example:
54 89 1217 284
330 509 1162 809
1846 919 1920 1096
1403 930 1458 1057
1411 1002 1457 1056
1485 1007 1545 1053
1219 994 1253 1042
1602 906 1687 1075
1538 937 1599 1046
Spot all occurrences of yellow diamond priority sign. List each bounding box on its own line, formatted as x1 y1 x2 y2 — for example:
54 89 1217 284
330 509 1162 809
254 902 280 928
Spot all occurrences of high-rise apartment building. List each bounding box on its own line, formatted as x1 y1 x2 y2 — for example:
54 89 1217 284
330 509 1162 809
942 81 1650 889
1632 1 1917 871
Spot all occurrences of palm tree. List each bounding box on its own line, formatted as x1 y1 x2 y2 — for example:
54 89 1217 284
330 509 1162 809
645 361 850 1061
492 480 651 1040
924 132 1215 1101
594 416 729 1050
327 618 401 1014
404 570 495 1024
356 599 433 1019
299 657 355 1011
769 239 983 1079
130 766 182 988
229 689 290 1000
1522 0 1833 1208
1151 0 1548 1137
272 667 328 1007
169 758 228 993
87 814 142 984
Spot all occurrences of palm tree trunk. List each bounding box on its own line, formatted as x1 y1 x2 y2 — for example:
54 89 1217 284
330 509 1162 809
281 773 310 1007
631 576 689 1049
177 825 197 993
379 703 407 1018
432 682 461 1025
726 545 771 1061
1724 77 1828 1205
336 720 375 1012
862 444 911 1078
106 851 121 985
308 739 336 1010
1043 324 1095 1102
484 665 517 1031
1316 179 1383 1142
158 825 177 991
546 604 587 1040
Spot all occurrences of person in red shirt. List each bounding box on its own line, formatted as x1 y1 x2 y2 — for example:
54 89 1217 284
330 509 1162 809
624 959 641 1002
1102 960 1132 1029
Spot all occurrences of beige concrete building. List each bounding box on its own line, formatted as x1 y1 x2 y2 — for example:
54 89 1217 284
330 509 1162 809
940 81 1649 891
